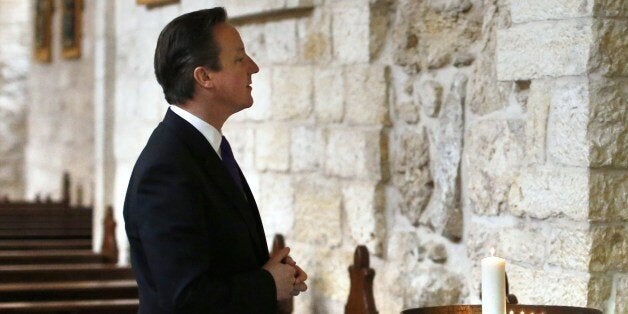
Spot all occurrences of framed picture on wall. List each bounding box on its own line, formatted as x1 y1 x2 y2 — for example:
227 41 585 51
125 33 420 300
136 0 180 7
34 0 54 63
61 0 82 59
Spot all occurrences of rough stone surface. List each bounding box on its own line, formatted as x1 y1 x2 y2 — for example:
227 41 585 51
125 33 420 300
587 275 612 311
501 228 546 267
403 265 466 308
271 66 313 120
508 166 588 220
291 126 324 172
427 241 448 263
590 225 628 272
392 128 432 226
255 124 291 172
508 263 589 306
466 120 525 216
510 0 593 23
298 10 332 63
615 275 628 314
548 228 591 272
344 65 389 125
331 0 370 63
594 0 628 17
343 181 384 254
546 77 589 167
396 101 420 124
292 176 342 247
497 19 593 80
468 0 510 115
417 80 443 118
421 74 466 240
313 67 343 123
265 19 298 64
258 173 294 237
325 128 382 180
590 19 628 76
588 77 628 168
589 170 628 222
525 79 551 165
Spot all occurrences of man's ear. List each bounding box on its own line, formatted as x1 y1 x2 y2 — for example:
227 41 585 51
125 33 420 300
193 66 214 89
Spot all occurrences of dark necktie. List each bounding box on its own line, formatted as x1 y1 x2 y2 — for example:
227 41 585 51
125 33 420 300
220 136 245 193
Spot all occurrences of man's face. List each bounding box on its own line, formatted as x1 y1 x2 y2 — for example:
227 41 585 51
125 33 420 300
210 23 259 113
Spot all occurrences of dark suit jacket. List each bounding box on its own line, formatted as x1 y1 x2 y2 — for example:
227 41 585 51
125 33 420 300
123 109 277 314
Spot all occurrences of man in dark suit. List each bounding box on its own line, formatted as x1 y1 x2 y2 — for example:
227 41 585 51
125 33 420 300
123 7 307 313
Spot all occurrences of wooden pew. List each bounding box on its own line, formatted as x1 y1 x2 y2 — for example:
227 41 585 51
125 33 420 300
0 178 138 313
345 245 378 314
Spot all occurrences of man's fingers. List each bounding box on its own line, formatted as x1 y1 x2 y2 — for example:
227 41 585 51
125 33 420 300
271 247 290 262
282 255 296 266
294 265 308 282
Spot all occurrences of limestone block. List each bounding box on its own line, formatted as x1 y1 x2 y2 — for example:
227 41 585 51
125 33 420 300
392 128 432 226
496 19 593 80
586 275 612 311
387 231 422 268
271 66 313 120
465 222 502 269
292 176 342 246
590 20 628 76
258 174 293 236
589 170 628 222
314 67 344 123
417 80 443 118
616 275 628 314
510 0 593 23
395 101 420 124
345 65 389 125
420 74 466 240
507 263 589 306
265 19 298 64
501 228 546 267
594 0 628 17
588 77 628 168
590 225 628 272
525 79 551 165
426 241 448 263
332 0 370 63
298 10 332 63
466 120 525 216
548 228 591 272
255 124 290 172
508 166 588 220
325 127 382 180
427 0 472 15
213 0 316 18
313 248 353 301
291 126 324 172
343 181 384 254
546 77 589 167
404 265 465 308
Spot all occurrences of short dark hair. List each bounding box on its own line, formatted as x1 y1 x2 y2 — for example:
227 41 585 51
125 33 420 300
154 7 227 105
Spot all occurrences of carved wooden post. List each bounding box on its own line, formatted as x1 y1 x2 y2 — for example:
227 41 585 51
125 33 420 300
62 172 71 206
345 245 378 314
271 234 293 314
101 205 118 263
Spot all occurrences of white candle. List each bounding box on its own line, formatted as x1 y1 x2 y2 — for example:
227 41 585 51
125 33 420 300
482 248 506 314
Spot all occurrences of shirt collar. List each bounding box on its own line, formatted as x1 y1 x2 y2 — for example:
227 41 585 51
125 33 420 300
169 105 222 159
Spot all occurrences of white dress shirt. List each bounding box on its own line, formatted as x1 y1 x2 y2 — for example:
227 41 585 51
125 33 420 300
169 105 223 159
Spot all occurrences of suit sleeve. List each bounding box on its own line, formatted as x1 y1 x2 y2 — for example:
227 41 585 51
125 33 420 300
128 162 277 313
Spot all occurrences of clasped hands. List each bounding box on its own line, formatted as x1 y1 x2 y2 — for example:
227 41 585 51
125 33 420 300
263 247 308 300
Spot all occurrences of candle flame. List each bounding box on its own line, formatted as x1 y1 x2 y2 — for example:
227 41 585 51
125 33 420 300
490 247 495 257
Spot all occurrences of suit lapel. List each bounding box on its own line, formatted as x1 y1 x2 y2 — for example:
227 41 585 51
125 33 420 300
161 109 267 259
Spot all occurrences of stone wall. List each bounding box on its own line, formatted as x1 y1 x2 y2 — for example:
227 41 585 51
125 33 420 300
25 0 96 205
0 0 30 198
1 0 623 313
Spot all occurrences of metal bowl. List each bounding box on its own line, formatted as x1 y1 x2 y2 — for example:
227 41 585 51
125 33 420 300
401 305 602 314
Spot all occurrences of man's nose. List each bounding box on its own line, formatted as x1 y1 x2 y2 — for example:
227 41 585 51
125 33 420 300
248 56 259 74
